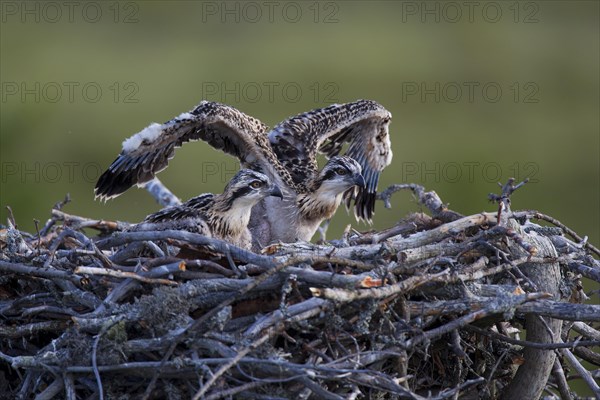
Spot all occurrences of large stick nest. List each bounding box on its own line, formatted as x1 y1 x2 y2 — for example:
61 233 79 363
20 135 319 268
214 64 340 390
1 180 599 399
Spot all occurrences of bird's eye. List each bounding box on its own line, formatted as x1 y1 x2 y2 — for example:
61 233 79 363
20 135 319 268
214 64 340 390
250 181 262 189
336 168 347 175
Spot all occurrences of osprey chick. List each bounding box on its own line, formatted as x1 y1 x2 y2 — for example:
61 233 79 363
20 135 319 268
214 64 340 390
95 100 392 249
132 169 282 249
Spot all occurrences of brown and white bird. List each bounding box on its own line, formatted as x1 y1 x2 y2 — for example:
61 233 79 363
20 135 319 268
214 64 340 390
95 100 393 249
131 169 282 249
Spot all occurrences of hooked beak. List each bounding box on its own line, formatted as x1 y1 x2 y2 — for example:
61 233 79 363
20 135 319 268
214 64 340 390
269 184 284 199
353 174 366 188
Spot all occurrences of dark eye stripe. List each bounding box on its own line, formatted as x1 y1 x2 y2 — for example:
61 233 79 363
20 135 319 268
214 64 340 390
232 186 253 198
322 169 338 181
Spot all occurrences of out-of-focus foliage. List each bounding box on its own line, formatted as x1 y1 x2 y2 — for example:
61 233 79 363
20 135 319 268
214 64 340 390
1 2 597 247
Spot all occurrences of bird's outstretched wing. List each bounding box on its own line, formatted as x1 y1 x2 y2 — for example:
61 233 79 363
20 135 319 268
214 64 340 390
268 99 393 221
144 193 214 223
95 101 291 200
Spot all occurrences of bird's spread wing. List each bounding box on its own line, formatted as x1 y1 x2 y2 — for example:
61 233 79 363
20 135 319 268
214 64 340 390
268 100 393 221
144 193 214 223
95 101 290 200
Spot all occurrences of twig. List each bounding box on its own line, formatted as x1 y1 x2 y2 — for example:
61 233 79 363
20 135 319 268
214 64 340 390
567 262 600 283
467 325 600 349
552 358 574 400
5 205 16 227
406 292 550 349
96 230 273 268
407 298 600 322
0 320 69 339
571 322 600 341
513 210 600 257
63 372 76 400
0 260 81 283
142 177 182 207
191 333 273 400
488 178 529 224
349 217 427 245
558 344 600 397
311 269 450 302
312 255 553 302
92 328 105 400
51 209 130 232
34 378 64 400
74 266 180 286
377 183 463 222
204 381 267 400
244 297 332 338
432 377 485 400
141 250 289 399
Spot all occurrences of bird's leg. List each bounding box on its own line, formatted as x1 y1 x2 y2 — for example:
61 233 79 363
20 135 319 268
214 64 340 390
316 219 331 243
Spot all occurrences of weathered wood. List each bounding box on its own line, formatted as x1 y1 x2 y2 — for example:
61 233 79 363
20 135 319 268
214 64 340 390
500 214 562 400
142 177 182 207
1 181 597 399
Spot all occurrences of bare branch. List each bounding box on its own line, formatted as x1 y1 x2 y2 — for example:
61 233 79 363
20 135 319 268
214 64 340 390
142 177 182 207
2 180 597 399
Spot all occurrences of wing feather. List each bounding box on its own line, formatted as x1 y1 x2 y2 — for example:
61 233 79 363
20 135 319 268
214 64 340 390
144 193 214 223
269 99 393 221
95 101 290 200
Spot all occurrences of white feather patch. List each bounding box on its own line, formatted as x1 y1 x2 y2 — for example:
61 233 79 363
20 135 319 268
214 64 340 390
121 122 163 152
176 112 193 120
120 111 193 153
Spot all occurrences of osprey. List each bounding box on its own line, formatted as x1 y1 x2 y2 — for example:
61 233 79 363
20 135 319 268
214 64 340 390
95 100 393 249
131 169 282 250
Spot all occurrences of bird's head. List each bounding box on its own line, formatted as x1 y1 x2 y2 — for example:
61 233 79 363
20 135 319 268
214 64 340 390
222 169 283 210
314 156 365 196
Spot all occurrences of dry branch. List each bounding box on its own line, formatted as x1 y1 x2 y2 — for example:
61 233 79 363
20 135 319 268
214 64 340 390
1 181 598 399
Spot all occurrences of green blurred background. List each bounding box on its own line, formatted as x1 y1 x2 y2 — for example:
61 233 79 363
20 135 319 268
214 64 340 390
1 3 598 249
2 1 598 237
0 0 598 394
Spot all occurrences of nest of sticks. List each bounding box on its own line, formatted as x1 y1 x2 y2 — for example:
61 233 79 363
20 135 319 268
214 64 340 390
1 179 599 400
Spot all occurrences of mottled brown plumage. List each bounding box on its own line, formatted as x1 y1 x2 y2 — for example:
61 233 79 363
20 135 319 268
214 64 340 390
95 102 296 200
130 170 282 249
95 100 393 248
269 99 392 220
